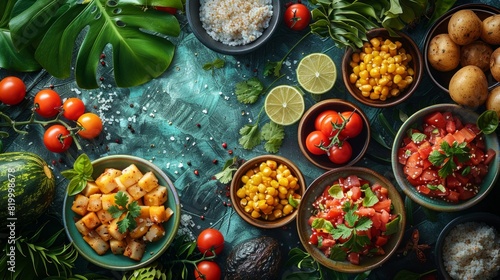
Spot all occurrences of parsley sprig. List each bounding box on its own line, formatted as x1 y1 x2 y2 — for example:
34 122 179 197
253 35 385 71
108 191 141 233
428 141 470 178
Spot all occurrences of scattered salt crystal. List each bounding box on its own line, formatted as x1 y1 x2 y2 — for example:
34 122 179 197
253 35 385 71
170 136 175 141
202 109 208 114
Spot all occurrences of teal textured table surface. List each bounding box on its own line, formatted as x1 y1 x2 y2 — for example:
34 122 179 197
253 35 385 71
1 0 499 279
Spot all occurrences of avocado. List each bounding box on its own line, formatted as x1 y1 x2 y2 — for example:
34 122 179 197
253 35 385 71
225 236 282 280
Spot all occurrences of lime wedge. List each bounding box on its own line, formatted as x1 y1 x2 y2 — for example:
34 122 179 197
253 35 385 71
296 53 337 94
264 85 305 126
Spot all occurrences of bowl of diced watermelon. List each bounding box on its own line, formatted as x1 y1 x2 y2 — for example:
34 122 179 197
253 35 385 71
62 155 181 271
391 104 499 212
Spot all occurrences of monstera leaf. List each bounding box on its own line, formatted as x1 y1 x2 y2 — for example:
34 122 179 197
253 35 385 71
0 0 41 71
9 0 182 89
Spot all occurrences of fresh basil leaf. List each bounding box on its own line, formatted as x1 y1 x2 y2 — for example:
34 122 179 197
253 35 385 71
477 110 499 135
328 184 344 199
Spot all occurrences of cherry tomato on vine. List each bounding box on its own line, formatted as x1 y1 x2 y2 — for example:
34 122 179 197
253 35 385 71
63 97 86 121
43 124 73 153
194 261 221 280
0 76 26 105
34 89 62 118
339 111 363 139
306 130 330 155
77 112 103 139
328 140 352 164
314 110 337 131
284 3 311 31
320 112 342 138
197 228 224 256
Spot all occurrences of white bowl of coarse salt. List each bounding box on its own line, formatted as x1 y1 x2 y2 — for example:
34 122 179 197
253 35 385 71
435 212 500 280
186 0 282 55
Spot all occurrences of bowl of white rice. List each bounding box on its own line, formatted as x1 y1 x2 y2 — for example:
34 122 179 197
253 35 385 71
186 0 281 55
435 212 500 280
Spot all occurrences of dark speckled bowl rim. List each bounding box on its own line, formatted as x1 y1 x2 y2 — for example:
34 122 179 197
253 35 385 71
435 212 500 280
185 0 282 55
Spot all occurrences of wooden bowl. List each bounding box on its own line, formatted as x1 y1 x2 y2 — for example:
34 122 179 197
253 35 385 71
297 99 370 170
342 28 423 107
230 155 306 229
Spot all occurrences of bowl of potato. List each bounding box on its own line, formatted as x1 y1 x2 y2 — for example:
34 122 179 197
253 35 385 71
424 3 500 108
63 155 181 271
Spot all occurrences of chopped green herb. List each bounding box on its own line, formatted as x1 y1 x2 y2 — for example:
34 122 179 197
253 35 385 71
427 184 446 193
428 141 470 178
202 58 225 71
107 191 141 233
235 77 264 104
361 184 379 207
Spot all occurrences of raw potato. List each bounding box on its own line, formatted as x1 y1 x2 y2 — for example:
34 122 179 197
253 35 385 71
460 41 492 72
448 10 482 46
449 65 488 108
491 47 500 82
486 86 500 118
428 34 461 72
481 14 500 45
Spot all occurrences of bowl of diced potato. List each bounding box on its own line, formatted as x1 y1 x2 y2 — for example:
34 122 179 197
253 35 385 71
62 155 181 271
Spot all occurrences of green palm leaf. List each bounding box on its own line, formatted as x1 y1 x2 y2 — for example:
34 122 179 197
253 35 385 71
9 0 182 89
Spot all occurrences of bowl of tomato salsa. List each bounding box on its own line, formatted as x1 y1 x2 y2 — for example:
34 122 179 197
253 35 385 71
391 104 499 212
296 167 406 273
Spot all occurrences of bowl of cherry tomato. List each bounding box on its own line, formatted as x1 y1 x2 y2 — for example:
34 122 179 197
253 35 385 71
342 28 423 108
391 103 499 212
230 155 306 229
297 99 370 170
185 0 282 55
296 167 406 273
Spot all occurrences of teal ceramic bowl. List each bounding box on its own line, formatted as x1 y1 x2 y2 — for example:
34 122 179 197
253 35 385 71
63 155 181 271
296 167 406 273
391 104 500 212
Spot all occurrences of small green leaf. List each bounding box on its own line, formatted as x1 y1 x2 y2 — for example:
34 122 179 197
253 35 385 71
477 110 499 135
385 215 400 235
239 124 261 150
361 184 379 207
261 121 285 153
288 194 300 208
235 77 264 104
328 184 344 199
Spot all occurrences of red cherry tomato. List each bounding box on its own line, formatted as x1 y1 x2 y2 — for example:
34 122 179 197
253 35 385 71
339 111 363 139
197 228 224 256
194 261 221 280
43 124 73 153
328 140 352 164
320 112 342 138
34 89 62 118
77 112 103 139
314 110 337 131
305 130 330 155
0 76 26 105
155 6 177 14
63 97 86 121
284 3 311 31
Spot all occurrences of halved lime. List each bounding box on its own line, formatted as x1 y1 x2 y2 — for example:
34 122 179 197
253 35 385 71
264 85 305 126
296 53 337 94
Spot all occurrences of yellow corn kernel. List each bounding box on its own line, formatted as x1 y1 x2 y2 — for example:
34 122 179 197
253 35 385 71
251 210 261 218
283 204 294 215
236 188 246 199
351 52 360 63
393 74 402 84
391 88 400 96
360 84 372 92
240 198 248 206
361 91 371 97
359 70 369 80
370 37 381 48
273 209 283 219
369 68 380 78
370 92 380 100
349 73 358 84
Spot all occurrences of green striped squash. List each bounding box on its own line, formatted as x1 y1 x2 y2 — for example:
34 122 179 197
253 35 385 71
0 152 56 228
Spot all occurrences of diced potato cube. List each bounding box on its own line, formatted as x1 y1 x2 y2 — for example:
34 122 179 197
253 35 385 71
137 171 159 192
82 181 101 197
129 221 149 239
113 177 127 191
139 206 150 220
97 209 114 224
101 193 116 210
149 206 167 223
110 239 127 255
81 212 101 229
95 168 122 194
143 186 167 206
71 194 89 216
83 231 110 255
127 184 147 200
75 219 91 236
117 164 143 188
87 194 102 212
144 223 165 242
164 207 174 222
108 217 127 241
123 239 146 261
95 224 111 242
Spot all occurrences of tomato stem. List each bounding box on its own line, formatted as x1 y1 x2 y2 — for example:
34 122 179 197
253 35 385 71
0 111 83 150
